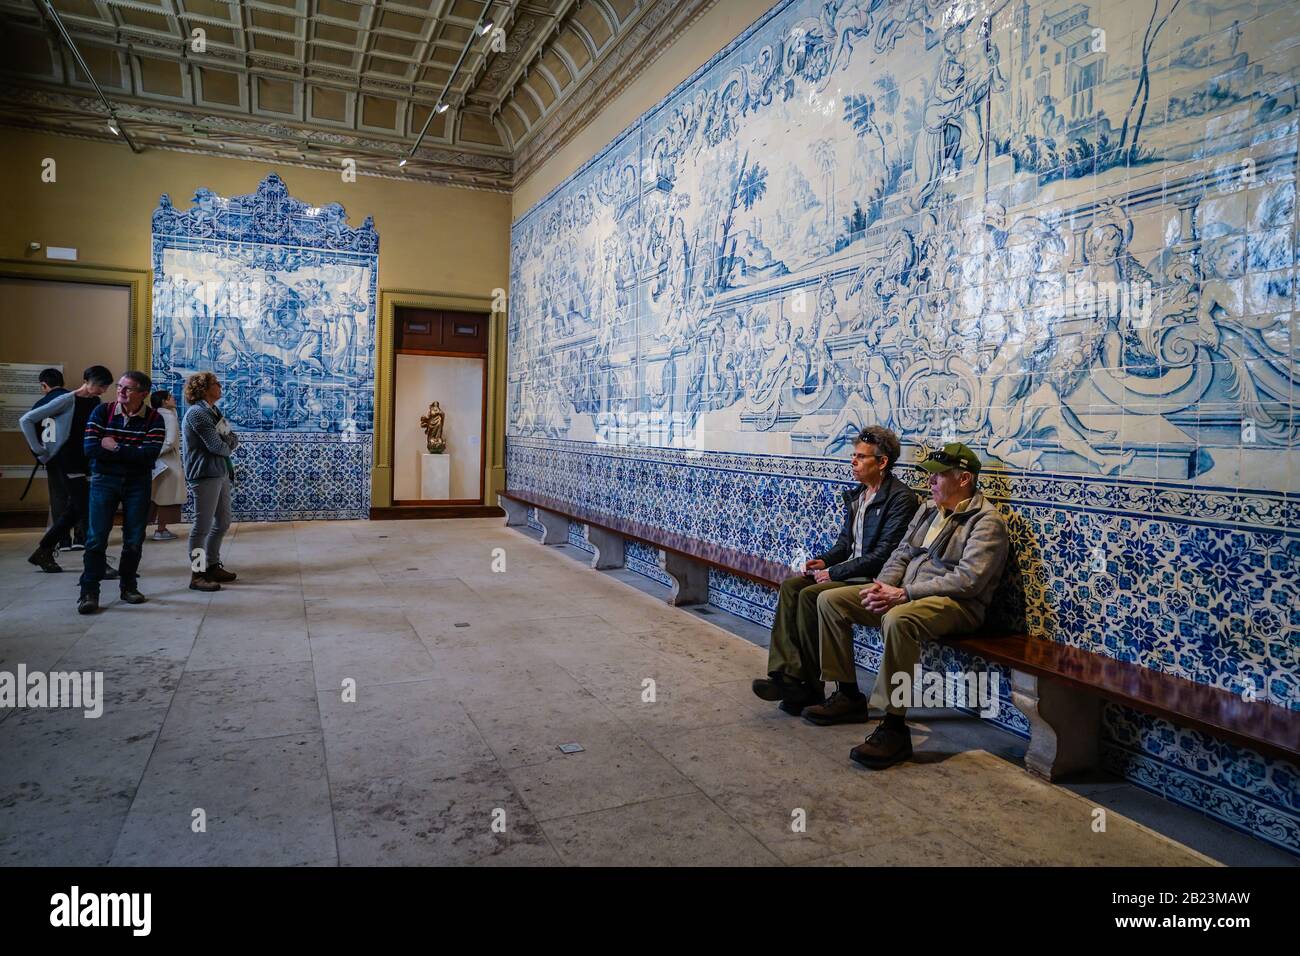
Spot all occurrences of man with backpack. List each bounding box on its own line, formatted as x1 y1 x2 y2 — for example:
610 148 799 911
18 366 115 575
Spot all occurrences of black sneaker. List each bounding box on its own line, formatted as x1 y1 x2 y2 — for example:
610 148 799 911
803 690 872 726
119 589 147 605
68 543 85 552
28 547 63 573
778 683 826 716
103 564 120 580
77 593 99 615
849 722 913 770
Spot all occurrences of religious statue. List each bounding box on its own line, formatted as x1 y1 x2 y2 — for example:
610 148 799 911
420 401 446 454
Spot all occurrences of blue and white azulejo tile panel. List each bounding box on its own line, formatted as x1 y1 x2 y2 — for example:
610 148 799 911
151 173 379 520
506 0 1300 854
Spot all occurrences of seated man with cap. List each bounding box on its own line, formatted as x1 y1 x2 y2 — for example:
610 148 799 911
816 442 1009 769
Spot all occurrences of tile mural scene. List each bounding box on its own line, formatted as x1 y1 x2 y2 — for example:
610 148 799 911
506 0 1300 852
150 173 379 520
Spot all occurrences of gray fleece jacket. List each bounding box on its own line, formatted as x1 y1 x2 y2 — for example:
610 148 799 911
18 389 76 463
875 490 1010 624
182 401 239 481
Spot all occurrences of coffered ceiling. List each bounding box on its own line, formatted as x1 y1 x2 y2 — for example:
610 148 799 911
0 0 718 190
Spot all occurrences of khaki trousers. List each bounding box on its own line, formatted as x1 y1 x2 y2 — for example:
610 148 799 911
816 588 980 715
766 576 863 684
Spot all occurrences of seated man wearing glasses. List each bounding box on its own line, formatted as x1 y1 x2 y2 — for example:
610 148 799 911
77 371 166 615
817 442 1009 769
751 426 919 716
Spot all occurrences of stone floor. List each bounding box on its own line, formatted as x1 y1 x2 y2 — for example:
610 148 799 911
0 517 1292 867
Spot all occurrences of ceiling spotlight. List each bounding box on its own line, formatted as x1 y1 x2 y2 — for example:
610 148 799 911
480 20 494 35
435 102 449 114
107 120 119 135
399 157 408 167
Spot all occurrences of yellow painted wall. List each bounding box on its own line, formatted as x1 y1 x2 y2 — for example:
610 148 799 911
511 0 777 219
0 126 512 515
1 127 512 296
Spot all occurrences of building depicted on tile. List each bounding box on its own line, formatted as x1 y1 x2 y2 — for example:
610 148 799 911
506 0 1300 853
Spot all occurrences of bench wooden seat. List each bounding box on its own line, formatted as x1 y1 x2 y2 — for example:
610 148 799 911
933 633 1298 777
499 489 1299 780
498 488 789 603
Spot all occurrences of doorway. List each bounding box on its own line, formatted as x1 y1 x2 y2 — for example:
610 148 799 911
391 307 487 505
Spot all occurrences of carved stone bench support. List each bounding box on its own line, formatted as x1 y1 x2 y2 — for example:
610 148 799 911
534 508 570 546
1010 669 1100 781
658 550 709 606
499 494 530 527
582 524 625 570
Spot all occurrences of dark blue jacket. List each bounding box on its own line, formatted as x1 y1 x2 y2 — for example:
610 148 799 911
815 473 920 582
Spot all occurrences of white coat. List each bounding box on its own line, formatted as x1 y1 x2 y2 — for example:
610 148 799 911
152 406 187 506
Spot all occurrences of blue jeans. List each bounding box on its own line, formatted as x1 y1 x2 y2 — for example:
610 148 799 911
80 473 151 596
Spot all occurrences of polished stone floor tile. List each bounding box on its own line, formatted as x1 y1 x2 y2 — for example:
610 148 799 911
0 519 1277 866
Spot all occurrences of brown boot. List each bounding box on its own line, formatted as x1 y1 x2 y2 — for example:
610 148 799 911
207 564 237 583
849 721 913 770
190 571 221 592
803 690 871 726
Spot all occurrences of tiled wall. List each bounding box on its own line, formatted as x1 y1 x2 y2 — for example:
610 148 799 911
506 0 1300 854
151 173 378 520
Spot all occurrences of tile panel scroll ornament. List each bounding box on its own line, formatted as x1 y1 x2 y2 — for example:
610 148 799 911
151 173 379 521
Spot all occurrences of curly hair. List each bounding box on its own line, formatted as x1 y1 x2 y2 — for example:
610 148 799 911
184 371 219 405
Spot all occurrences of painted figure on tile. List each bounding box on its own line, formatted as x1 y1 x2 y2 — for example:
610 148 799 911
913 19 1006 209
983 217 1134 474
1078 202 1156 372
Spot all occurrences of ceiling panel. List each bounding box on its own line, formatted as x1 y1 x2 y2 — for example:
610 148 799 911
0 0 714 190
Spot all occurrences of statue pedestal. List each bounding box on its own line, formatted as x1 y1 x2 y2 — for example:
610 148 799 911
420 453 451 500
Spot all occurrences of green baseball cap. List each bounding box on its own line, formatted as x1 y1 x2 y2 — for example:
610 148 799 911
918 442 982 475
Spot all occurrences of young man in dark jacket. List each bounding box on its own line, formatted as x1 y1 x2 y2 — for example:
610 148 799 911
77 371 165 614
752 426 919 718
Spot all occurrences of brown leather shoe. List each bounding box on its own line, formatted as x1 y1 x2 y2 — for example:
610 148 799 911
803 690 871 726
778 682 826 716
190 571 221 592
849 722 913 769
207 564 237 583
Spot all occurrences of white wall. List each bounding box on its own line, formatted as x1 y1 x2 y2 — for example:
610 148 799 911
393 353 483 501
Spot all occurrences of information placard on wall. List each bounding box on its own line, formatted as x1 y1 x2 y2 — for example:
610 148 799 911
0 362 62 431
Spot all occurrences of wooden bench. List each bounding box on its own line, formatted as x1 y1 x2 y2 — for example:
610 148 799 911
499 489 1299 781
498 488 789 604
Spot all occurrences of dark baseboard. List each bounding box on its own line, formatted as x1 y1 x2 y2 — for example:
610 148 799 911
369 505 505 520
0 511 46 529
2 511 133 530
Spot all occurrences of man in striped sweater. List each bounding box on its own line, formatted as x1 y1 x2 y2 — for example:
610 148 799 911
78 370 166 614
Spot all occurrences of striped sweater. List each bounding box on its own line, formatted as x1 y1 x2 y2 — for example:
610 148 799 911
83 401 164 479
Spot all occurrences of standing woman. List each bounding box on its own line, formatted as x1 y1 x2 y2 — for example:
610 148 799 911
182 372 239 592
149 389 185 540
